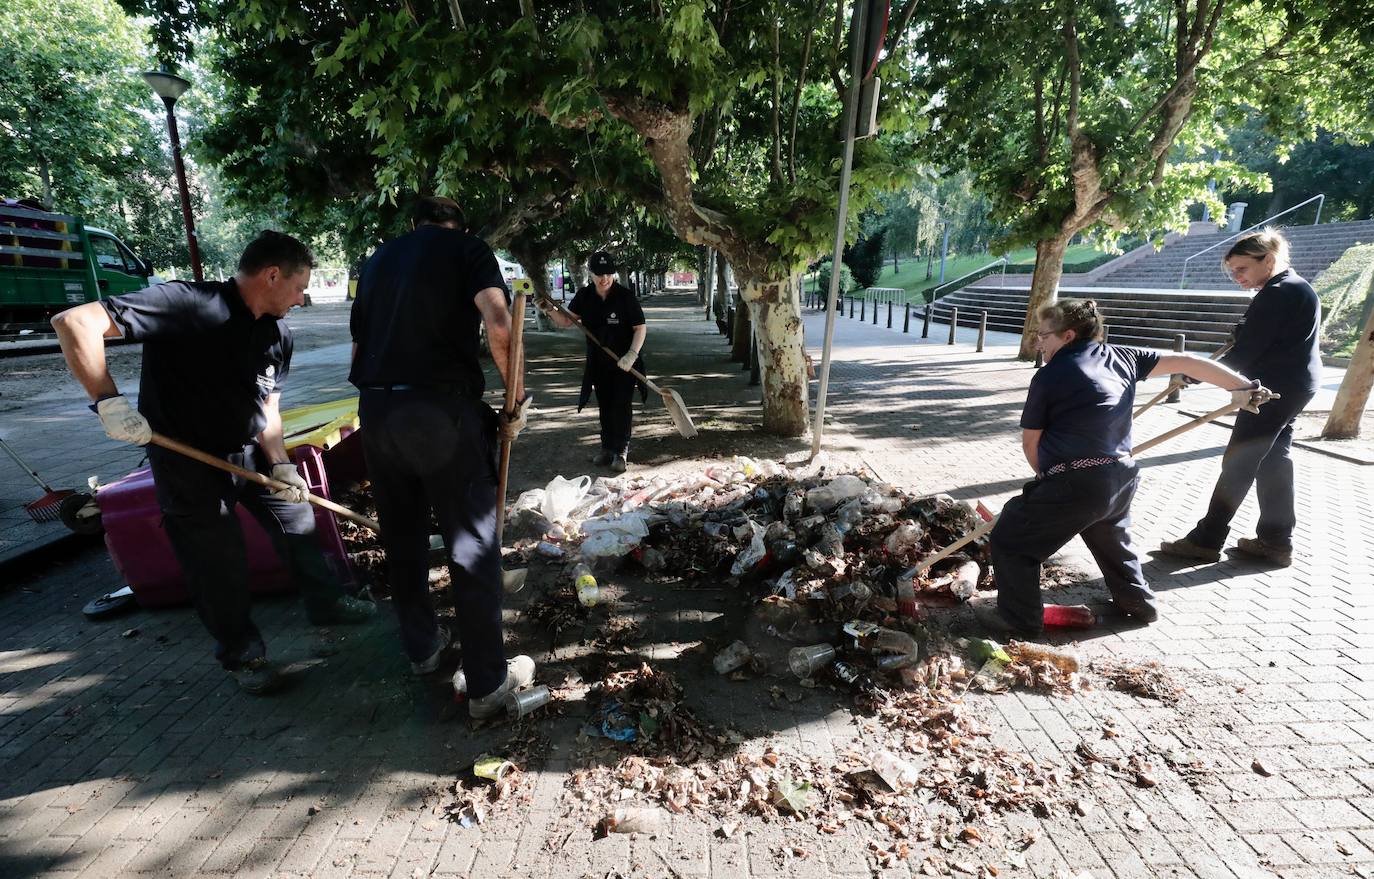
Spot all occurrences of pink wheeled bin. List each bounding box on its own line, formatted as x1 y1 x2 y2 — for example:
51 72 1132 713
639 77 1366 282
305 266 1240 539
96 398 368 609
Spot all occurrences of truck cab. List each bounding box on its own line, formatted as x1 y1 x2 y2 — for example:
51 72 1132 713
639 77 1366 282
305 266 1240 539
1 201 155 325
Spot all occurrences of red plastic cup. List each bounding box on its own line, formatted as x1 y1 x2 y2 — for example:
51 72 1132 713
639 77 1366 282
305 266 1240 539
1042 603 1097 629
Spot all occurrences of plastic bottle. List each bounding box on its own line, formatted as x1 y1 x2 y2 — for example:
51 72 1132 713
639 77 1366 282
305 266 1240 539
834 499 864 534
572 563 599 607
535 541 565 559
1008 642 1080 674
950 560 981 601
1042 604 1097 629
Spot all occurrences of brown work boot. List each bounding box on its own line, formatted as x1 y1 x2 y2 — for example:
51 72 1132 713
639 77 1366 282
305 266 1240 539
1234 537 1293 567
1157 537 1221 563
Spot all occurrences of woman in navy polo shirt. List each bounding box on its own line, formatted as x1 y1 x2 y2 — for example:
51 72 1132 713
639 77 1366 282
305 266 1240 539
979 299 1266 638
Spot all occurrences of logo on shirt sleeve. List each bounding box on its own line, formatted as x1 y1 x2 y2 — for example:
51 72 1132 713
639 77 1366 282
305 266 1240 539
256 364 277 395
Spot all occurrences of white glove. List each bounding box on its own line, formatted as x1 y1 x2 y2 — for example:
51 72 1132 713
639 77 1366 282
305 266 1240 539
499 396 531 441
95 395 151 445
269 463 310 504
1230 379 1273 415
534 296 558 316
617 350 638 372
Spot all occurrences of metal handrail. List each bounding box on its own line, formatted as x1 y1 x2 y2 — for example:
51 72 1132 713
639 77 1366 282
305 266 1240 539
1179 194 1325 288
930 257 1007 302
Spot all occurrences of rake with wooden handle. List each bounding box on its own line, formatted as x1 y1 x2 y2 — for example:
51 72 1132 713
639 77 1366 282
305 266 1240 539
536 295 697 439
906 387 1280 578
0 436 75 522
1133 341 1234 420
147 432 381 532
495 291 531 593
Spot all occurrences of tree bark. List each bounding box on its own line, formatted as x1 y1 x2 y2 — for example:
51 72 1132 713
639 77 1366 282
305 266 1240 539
1323 270 1374 438
731 292 751 363
697 245 709 307
37 154 53 209
741 275 808 436
1018 235 1072 360
509 238 553 330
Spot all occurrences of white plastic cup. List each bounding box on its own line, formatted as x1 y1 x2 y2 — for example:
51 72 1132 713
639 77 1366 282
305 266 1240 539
788 644 837 679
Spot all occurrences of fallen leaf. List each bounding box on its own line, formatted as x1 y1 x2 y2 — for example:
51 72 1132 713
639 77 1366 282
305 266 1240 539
1251 758 1273 777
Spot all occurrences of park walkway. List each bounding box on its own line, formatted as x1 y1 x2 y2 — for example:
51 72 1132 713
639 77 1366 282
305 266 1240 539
0 292 1371 878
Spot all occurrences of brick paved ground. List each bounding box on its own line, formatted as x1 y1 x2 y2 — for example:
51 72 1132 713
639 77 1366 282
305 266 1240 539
0 293 1371 878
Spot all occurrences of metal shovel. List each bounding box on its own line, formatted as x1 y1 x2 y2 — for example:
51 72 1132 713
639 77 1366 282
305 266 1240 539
536 295 697 439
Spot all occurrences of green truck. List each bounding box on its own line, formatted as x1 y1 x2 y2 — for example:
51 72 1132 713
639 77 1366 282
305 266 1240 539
1 200 155 326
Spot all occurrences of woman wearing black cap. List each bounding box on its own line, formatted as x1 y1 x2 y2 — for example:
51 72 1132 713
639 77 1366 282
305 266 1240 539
539 251 647 472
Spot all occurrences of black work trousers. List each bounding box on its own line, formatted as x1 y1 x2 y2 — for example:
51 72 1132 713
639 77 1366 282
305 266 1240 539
358 388 507 698
1185 387 1314 550
592 366 636 455
990 460 1153 631
148 443 343 669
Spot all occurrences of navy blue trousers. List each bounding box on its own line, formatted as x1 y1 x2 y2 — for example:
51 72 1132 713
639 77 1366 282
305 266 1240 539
1186 388 1314 550
991 460 1154 630
149 443 343 669
358 389 507 697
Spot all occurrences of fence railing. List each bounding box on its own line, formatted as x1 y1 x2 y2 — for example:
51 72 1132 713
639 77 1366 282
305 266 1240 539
929 257 1007 302
1179 194 1325 288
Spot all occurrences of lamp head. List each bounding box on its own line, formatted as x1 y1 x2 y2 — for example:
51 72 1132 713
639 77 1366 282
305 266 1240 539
143 70 191 103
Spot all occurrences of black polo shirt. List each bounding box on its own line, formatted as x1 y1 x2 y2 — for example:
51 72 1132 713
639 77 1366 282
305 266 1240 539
568 281 645 359
1221 269 1322 394
348 225 508 395
1021 341 1160 473
100 280 292 454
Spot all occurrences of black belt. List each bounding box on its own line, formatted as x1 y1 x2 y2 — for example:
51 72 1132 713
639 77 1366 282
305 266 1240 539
1043 455 1127 477
359 381 476 397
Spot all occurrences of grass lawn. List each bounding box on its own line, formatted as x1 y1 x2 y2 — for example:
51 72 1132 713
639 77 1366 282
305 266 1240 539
804 243 1109 304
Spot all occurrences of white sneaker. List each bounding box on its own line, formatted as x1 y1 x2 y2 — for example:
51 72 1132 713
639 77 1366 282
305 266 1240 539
410 625 452 676
468 655 536 719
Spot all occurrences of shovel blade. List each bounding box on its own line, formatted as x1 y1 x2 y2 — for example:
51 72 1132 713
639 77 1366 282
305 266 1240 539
661 388 697 439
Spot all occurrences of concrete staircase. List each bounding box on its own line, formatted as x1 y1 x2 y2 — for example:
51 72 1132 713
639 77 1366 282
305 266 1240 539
1093 219 1374 289
930 285 1251 353
929 218 1374 351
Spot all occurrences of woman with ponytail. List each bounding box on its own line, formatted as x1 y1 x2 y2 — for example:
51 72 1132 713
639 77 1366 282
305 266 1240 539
980 299 1265 638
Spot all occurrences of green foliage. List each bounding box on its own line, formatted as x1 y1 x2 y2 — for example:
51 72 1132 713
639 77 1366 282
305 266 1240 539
1223 122 1374 222
0 0 188 267
844 227 887 289
916 0 1374 253
816 262 853 297
1313 243 1374 358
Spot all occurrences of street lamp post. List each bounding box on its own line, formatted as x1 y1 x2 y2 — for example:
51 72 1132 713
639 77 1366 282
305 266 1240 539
143 70 203 281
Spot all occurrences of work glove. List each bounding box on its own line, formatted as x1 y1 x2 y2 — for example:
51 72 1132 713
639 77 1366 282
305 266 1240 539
95 395 152 445
269 463 310 504
1230 379 1273 414
616 350 639 372
499 396 531 441
534 296 559 317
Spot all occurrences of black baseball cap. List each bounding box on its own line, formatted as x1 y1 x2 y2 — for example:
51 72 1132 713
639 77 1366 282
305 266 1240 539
588 251 618 275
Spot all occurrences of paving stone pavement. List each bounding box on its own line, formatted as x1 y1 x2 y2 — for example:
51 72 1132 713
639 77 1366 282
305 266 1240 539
0 294 1371 878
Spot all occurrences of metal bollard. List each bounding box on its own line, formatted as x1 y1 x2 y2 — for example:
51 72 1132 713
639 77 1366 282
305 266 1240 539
922 304 931 338
903 302 910 333
848 296 854 319
977 310 987 353
1168 334 1185 402
860 297 866 322
872 297 878 325
948 306 958 344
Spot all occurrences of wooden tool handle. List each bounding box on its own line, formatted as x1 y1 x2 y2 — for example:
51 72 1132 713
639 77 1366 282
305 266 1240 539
1130 402 1242 456
495 292 528 546
148 432 382 533
909 516 998 576
539 296 663 393
1133 341 1236 419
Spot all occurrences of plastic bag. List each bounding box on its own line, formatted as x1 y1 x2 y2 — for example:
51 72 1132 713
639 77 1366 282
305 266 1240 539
730 520 767 576
541 475 592 522
579 511 651 559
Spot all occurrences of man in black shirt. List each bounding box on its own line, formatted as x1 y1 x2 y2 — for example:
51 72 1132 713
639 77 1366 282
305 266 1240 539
51 231 375 695
350 196 534 720
538 251 647 472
